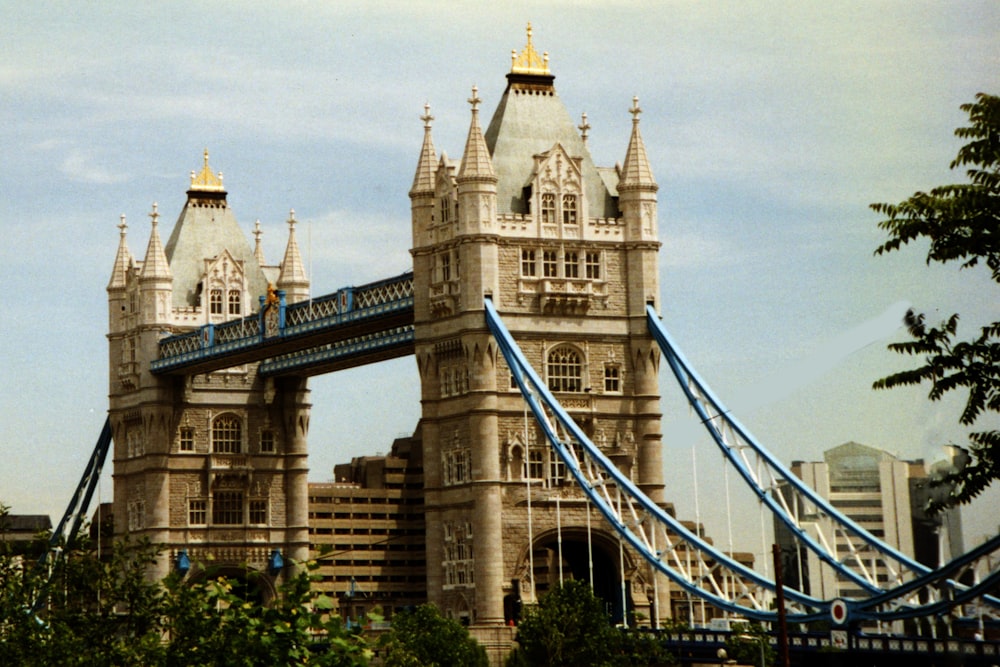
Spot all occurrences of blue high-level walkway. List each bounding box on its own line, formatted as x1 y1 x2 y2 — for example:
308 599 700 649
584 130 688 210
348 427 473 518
150 271 414 377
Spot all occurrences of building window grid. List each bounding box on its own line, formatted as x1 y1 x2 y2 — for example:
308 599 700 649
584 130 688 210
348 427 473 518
179 427 195 452
604 364 621 393
521 249 537 277
212 415 242 454
585 251 601 279
188 499 207 525
564 251 579 278
213 491 244 525
542 250 558 277
249 498 268 525
259 429 275 453
541 193 557 224
547 346 584 393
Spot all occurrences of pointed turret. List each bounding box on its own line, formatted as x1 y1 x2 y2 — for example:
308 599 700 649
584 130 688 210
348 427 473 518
457 86 496 182
410 103 438 197
140 203 172 282
139 202 173 324
253 220 266 266
411 105 439 251
108 214 133 291
276 209 309 303
619 97 657 192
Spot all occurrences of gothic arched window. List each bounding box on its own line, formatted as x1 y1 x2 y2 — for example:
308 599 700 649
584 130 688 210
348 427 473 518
562 194 577 225
210 288 224 315
547 345 584 393
228 289 241 315
541 193 557 224
212 414 242 453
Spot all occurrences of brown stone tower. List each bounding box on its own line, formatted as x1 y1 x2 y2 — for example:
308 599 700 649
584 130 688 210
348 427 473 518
107 152 311 594
409 26 668 653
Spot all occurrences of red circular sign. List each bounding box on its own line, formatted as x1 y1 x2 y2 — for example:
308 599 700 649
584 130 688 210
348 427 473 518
830 599 849 625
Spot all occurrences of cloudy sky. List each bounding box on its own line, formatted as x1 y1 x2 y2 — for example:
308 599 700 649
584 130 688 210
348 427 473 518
2 2 998 567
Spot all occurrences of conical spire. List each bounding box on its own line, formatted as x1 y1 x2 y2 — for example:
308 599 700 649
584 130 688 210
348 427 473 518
458 86 496 181
140 203 172 281
619 97 657 191
277 209 309 302
107 214 133 290
409 104 438 196
253 219 266 265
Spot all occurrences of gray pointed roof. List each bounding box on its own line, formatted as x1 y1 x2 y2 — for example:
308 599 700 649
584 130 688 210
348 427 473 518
483 71 617 217
163 156 268 309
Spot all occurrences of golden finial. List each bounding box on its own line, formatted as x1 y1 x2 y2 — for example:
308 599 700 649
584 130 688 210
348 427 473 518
511 22 550 75
190 148 225 191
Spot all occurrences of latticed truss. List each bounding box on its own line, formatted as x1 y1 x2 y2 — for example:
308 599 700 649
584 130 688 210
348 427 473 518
485 298 1000 625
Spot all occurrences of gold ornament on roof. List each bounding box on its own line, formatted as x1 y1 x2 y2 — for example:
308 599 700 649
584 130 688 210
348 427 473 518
510 22 549 75
189 148 225 191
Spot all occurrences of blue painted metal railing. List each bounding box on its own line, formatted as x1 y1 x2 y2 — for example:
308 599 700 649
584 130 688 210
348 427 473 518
151 271 413 374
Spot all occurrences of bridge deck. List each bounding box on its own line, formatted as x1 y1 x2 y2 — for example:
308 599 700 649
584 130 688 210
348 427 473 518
150 272 414 376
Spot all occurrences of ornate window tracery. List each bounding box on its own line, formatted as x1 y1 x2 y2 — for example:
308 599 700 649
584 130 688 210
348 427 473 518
547 345 584 393
212 414 242 453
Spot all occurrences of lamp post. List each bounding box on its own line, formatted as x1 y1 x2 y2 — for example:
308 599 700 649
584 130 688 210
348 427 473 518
737 634 766 667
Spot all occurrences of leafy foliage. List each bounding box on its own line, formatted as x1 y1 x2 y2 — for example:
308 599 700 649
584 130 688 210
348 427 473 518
871 92 1000 509
0 531 371 666
508 580 674 667
377 604 488 667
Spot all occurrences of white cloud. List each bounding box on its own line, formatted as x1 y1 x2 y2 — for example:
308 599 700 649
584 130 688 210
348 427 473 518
60 148 130 184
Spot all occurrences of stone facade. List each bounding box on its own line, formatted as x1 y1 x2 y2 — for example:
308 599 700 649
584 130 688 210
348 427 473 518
408 29 670 652
107 153 310 592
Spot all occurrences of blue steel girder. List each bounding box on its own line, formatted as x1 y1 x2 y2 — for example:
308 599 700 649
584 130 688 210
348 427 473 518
150 272 414 376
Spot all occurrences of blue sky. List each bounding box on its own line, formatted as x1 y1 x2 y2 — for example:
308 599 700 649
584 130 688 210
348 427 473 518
2 2 998 565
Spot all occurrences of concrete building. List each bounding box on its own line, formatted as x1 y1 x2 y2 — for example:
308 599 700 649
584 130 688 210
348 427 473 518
774 441 964 601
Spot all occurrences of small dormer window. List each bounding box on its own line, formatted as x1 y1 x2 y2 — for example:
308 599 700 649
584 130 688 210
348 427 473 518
562 194 577 225
228 289 241 315
210 289 223 314
541 193 556 224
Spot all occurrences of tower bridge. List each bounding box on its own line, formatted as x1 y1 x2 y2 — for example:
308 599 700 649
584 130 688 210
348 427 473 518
43 24 996 664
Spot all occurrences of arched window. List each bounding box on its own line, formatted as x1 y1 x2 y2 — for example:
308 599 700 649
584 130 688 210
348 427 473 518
547 346 583 393
228 289 241 315
541 193 556 224
212 414 242 453
562 194 577 225
209 289 224 314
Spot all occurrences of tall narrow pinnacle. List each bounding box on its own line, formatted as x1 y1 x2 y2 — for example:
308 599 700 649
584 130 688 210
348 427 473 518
253 219 266 265
108 214 133 290
619 96 657 191
277 209 309 299
458 85 496 181
140 203 172 280
409 103 438 196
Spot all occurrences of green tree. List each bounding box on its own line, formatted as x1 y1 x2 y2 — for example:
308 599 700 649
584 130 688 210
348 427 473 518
377 604 488 667
509 580 622 667
871 92 1000 509
0 533 372 666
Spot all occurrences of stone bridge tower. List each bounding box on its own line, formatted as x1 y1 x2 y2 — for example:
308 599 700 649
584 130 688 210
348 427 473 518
409 26 668 650
106 153 311 595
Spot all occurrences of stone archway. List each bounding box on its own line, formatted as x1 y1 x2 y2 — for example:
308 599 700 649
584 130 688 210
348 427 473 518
521 527 634 624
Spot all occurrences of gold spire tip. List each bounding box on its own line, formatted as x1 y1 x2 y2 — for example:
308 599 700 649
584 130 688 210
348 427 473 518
190 148 225 191
511 22 550 75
